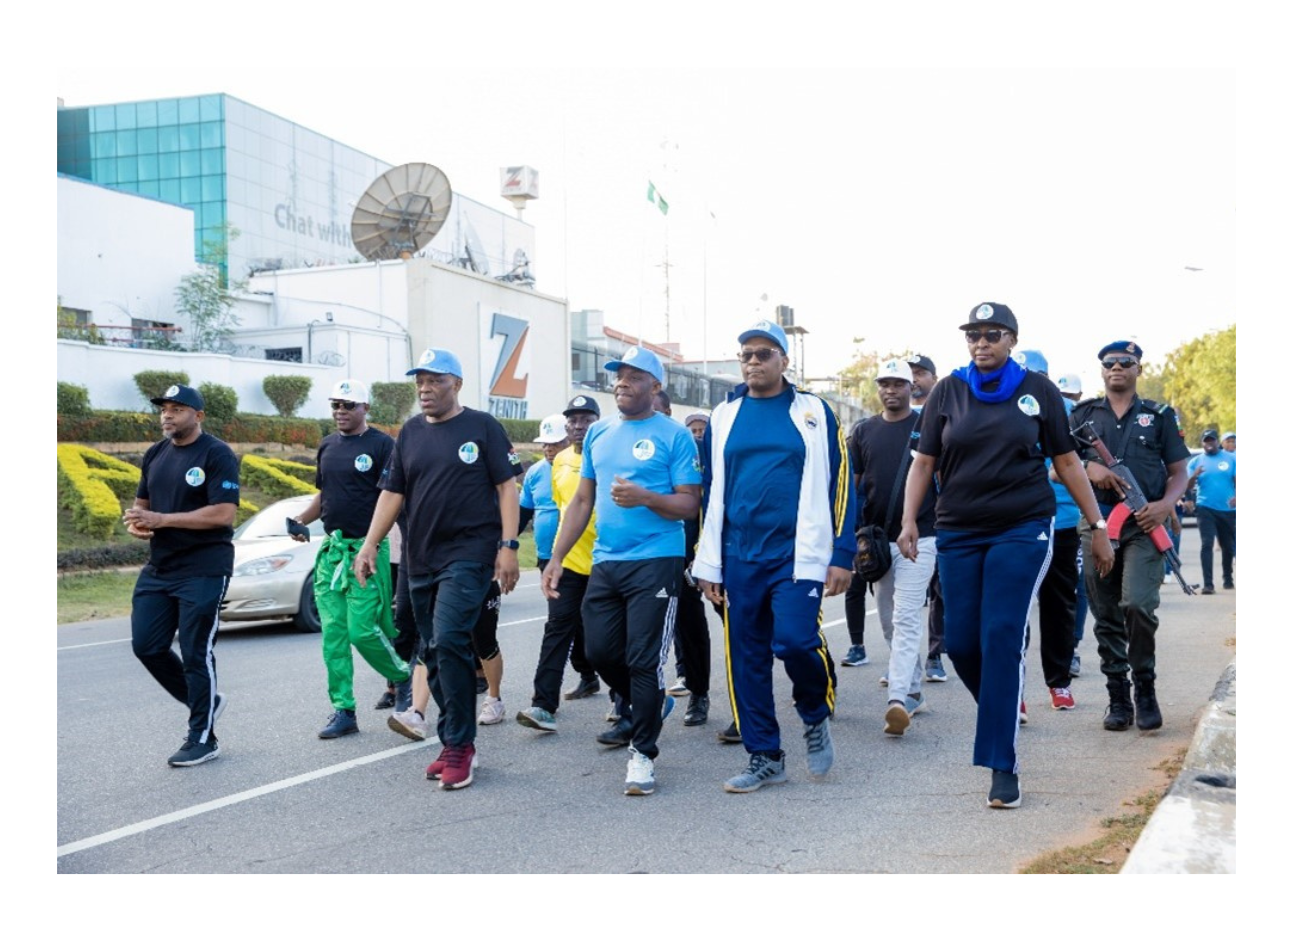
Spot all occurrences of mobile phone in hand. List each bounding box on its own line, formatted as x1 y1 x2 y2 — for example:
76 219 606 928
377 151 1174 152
286 517 311 541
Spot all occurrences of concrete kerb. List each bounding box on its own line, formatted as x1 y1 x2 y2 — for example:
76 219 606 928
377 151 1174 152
1122 661 1236 873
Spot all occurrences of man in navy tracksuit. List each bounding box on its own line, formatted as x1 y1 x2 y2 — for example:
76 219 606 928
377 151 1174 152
693 320 856 793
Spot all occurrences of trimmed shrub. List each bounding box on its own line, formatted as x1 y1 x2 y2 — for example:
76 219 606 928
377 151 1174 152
499 417 540 445
58 544 150 571
57 444 124 539
210 415 322 448
134 370 191 411
199 383 238 422
58 382 93 418
240 454 317 499
263 375 313 418
369 381 417 426
75 445 141 503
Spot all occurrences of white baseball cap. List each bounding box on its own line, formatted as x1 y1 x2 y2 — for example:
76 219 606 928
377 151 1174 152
536 413 568 444
1056 374 1082 396
329 379 370 403
876 358 913 384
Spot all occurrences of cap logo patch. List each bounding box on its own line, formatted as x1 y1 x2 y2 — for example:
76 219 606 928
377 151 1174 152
1012 352 1027 365
624 346 639 360
976 304 994 320
1136 413 1154 427
458 443 480 464
185 466 206 487
574 396 587 407
1017 394 1040 417
419 348 437 364
632 438 656 461
354 454 373 473
165 385 180 398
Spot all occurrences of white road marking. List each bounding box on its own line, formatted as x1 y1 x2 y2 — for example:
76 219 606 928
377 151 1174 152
58 637 131 651
57 739 435 858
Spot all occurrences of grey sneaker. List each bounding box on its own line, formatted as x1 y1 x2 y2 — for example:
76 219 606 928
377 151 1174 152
723 752 787 793
394 678 413 712
318 709 359 739
925 656 948 682
167 738 220 767
842 644 869 667
477 695 506 726
388 708 428 741
665 678 690 697
803 718 834 777
1070 653 1081 678
624 747 656 795
883 702 911 736
516 706 558 733
905 692 927 715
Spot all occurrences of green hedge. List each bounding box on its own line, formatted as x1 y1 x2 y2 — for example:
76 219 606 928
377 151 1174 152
134 370 190 411
499 418 540 444
58 382 93 417
369 381 417 426
58 544 149 571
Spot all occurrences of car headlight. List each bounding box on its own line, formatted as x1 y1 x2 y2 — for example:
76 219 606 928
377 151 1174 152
233 555 294 577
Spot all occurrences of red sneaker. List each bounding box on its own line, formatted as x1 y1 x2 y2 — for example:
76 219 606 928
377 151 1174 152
439 744 477 790
1050 687 1076 711
1019 701 1028 725
425 746 450 781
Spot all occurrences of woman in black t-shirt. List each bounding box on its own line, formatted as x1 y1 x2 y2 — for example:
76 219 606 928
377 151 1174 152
897 302 1113 810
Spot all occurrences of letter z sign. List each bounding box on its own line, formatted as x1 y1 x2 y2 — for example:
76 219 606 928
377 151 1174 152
488 312 530 399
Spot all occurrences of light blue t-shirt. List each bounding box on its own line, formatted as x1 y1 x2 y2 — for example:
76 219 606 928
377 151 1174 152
1048 396 1080 529
1188 450 1236 511
519 458 559 559
581 412 702 562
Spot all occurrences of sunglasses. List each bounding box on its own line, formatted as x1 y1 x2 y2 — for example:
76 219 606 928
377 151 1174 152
1101 357 1138 369
330 400 360 411
738 347 783 363
964 329 1008 344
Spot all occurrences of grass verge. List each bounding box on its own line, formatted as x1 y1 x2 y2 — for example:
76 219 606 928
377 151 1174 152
1018 748 1187 873
58 570 140 624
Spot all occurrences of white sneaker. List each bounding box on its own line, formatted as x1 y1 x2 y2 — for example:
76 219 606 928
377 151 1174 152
388 708 428 741
665 678 690 697
478 695 506 725
624 747 656 795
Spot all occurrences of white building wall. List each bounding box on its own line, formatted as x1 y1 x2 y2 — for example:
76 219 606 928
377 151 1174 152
57 176 200 331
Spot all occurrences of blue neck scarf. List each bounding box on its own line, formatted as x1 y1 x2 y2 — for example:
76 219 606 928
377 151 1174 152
952 358 1027 404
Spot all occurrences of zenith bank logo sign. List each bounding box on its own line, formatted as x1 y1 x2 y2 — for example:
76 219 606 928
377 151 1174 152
488 313 529 397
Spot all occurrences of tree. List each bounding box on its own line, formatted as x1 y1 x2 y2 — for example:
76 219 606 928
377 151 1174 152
836 338 908 417
1157 325 1236 441
174 225 244 353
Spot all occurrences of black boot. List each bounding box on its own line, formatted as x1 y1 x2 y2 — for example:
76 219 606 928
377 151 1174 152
1133 672 1163 730
1103 676 1134 731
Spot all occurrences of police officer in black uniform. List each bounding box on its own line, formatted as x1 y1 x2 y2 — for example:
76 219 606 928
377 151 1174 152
1070 341 1191 732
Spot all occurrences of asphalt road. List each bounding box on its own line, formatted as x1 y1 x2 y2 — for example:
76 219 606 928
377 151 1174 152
56 527 1235 874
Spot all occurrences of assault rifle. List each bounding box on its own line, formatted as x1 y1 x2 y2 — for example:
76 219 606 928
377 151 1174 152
1071 420 1195 596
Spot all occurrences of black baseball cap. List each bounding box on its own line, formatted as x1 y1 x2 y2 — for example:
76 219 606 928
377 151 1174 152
1201 428 1219 442
562 394 601 417
908 354 937 375
959 302 1019 334
150 383 205 411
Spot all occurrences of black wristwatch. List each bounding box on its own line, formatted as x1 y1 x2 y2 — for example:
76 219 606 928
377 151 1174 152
498 539 520 550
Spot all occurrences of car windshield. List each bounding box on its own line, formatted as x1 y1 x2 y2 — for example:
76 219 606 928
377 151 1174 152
234 496 325 540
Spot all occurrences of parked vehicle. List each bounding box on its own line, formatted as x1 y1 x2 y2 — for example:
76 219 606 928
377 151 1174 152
221 494 323 632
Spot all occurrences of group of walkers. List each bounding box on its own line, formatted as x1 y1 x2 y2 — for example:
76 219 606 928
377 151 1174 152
122 300 1234 810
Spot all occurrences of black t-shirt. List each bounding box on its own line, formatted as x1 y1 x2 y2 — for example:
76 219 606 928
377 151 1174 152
917 372 1076 533
849 412 935 541
1069 395 1190 510
136 431 240 577
381 408 523 575
315 427 396 539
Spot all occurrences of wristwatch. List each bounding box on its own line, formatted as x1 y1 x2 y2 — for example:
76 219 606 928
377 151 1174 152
1091 518 1108 531
498 539 520 550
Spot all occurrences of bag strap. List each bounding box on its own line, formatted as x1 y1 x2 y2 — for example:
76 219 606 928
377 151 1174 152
882 446 914 536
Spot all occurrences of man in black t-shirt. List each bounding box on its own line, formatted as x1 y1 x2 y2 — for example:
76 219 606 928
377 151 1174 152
1070 340 1191 732
354 348 522 791
124 384 240 768
292 380 407 740
851 359 938 736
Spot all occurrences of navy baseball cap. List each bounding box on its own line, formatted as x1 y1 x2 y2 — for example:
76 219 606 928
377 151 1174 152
959 302 1019 334
908 354 937 375
604 345 665 383
562 394 602 417
1201 428 1219 442
1097 340 1144 363
150 383 205 411
407 347 464 378
738 319 789 352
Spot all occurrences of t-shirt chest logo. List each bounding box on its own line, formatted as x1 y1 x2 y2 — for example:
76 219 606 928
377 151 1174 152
1136 413 1154 427
354 454 373 473
185 466 206 487
1016 394 1040 417
632 439 656 461
1218 460 1230 471
458 443 480 464
803 411 818 429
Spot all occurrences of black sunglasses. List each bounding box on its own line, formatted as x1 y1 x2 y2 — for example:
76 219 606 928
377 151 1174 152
1101 357 1138 369
738 347 783 363
965 329 1007 344
330 400 360 411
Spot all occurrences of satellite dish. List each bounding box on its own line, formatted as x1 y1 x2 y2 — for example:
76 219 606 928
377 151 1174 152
351 163 452 262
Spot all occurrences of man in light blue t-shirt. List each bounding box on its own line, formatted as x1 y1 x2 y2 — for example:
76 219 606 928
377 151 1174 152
542 346 701 796
1187 429 1237 594
519 413 567 570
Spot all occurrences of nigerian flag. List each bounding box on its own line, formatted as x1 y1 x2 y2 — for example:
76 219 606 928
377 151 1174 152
647 181 669 216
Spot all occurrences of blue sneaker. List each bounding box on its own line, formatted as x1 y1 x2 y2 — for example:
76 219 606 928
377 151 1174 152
842 645 869 667
724 752 788 793
905 692 927 716
318 709 359 739
394 678 413 712
516 706 558 733
803 718 834 777
925 656 947 682
661 694 676 722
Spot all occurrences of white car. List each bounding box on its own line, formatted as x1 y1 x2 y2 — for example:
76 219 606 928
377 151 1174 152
221 494 323 632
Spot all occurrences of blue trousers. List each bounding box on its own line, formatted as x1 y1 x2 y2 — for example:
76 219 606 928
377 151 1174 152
938 520 1053 774
723 557 835 756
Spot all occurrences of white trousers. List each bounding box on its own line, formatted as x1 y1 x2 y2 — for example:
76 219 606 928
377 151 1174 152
878 536 937 703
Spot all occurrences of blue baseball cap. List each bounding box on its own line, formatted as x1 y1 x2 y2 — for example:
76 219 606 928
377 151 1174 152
1014 349 1049 374
738 319 789 352
604 345 664 383
407 347 464 378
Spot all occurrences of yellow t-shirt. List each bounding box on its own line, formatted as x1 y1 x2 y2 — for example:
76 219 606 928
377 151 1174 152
551 444 597 575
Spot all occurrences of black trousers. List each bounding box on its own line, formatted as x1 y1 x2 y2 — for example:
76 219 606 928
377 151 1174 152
582 557 682 760
927 565 945 659
531 569 591 712
843 571 869 646
1196 507 1236 589
1034 526 1079 688
672 580 710 697
131 568 228 744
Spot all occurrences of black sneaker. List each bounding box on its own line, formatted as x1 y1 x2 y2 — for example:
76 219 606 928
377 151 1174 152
1223 579 1235 590
563 676 601 700
684 694 710 726
988 769 1021 808
168 738 220 767
374 689 397 710
596 717 632 747
1201 586 1216 595
318 709 359 739
718 721 742 744
475 676 488 694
